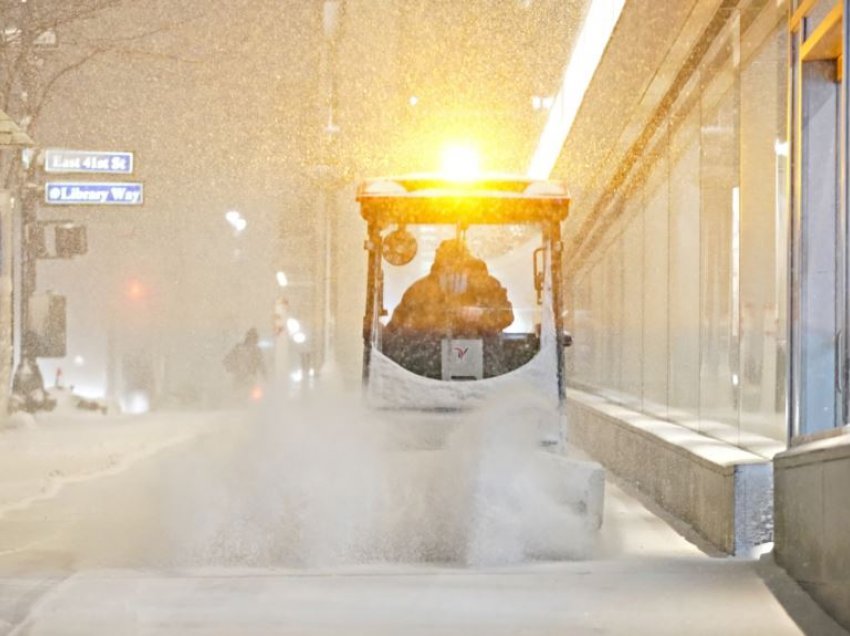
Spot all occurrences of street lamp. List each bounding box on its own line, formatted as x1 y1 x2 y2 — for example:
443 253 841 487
224 210 247 234
286 317 301 336
311 1 347 376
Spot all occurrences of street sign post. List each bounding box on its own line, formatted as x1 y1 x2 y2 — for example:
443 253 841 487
44 182 143 205
44 149 134 175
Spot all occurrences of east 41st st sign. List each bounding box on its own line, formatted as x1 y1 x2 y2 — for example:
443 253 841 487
45 183 143 205
44 149 134 175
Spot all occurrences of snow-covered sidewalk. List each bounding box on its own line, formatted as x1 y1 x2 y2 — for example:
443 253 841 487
4 481 846 635
0 392 844 635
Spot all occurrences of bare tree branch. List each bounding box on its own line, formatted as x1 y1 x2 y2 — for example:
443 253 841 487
97 46 205 65
0 0 207 134
0 0 193 195
28 47 106 132
30 0 129 33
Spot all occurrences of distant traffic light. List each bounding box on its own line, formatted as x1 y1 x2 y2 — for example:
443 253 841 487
31 222 87 259
124 279 148 301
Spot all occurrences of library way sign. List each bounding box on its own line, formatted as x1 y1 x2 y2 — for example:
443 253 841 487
44 149 143 206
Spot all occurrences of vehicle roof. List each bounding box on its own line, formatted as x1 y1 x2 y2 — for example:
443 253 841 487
357 173 569 199
357 173 570 226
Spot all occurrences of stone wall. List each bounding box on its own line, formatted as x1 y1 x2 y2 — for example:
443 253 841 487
567 390 774 555
774 431 850 632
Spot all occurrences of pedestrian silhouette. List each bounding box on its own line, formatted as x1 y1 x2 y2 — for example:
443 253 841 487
224 328 266 390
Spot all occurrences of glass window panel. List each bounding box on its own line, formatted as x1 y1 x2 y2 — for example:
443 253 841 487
621 200 644 406
668 100 702 423
568 270 593 384
739 21 788 442
699 29 740 440
591 260 606 388
602 237 624 395
642 140 670 418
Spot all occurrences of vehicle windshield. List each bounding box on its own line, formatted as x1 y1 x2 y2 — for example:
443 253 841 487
377 223 542 380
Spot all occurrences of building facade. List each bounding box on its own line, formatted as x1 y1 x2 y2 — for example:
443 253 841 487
557 0 848 627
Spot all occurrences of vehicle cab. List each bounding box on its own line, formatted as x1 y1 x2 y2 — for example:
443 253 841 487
357 174 570 418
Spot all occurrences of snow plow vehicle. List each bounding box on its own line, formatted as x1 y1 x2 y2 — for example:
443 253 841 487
357 174 572 434
355 173 605 551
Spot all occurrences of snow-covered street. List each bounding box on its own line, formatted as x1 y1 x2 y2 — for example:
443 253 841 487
0 402 843 635
0 405 219 522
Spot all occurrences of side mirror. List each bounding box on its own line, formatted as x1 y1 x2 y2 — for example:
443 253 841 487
533 247 545 305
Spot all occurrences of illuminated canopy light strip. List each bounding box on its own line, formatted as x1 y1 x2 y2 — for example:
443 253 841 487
527 0 626 179
440 144 481 181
